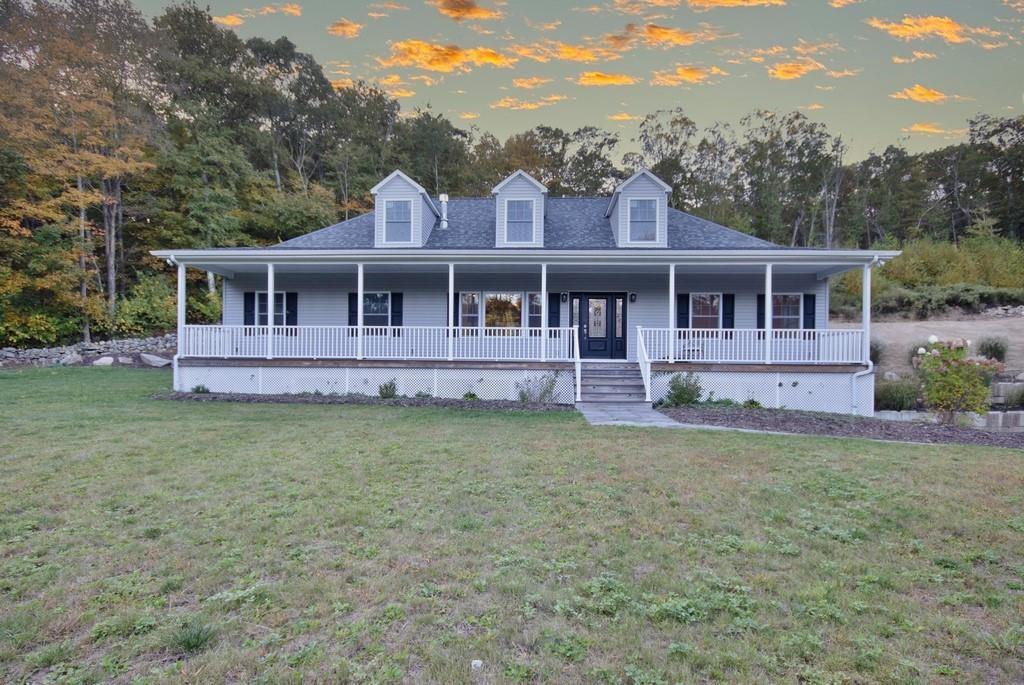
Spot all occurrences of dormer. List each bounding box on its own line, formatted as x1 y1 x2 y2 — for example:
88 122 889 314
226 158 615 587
370 170 440 248
492 170 546 248
606 169 671 248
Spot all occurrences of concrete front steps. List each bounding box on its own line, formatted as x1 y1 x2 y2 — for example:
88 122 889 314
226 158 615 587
579 362 648 403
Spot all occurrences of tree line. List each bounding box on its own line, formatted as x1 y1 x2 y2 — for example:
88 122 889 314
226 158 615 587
2 0 1023 346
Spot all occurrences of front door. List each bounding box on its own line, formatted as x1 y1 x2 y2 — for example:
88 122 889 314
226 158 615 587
573 293 627 359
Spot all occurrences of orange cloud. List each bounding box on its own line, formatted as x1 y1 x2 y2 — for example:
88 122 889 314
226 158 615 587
612 23 727 48
260 3 301 16
802 103 825 110
829 0 861 6
512 77 553 89
767 58 823 80
327 18 363 37
793 40 840 56
575 71 639 86
379 40 516 72
526 18 562 31
688 0 785 8
901 122 967 136
511 40 621 63
330 78 355 90
651 64 727 85
866 15 1002 45
890 84 950 103
827 68 860 78
892 50 937 64
608 112 640 121
490 94 568 110
428 0 502 21
213 4 302 25
212 14 245 26
459 111 480 119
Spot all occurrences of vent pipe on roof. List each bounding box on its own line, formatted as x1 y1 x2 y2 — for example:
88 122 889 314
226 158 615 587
439 193 449 229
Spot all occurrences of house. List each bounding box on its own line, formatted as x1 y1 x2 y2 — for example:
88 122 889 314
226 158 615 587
151 168 899 415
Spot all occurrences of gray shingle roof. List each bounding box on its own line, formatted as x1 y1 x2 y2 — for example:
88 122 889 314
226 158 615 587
274 197 778 250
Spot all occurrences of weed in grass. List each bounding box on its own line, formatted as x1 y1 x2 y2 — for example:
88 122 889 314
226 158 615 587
27 641 72 669
286 641 323 666
141 526 162 539
167 617 216 653
543 631 590 662
781 630 824 662
502 661 535 681
91 614 156 641
624 663 668 685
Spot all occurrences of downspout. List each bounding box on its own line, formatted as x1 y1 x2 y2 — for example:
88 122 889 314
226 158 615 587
851 255 880 415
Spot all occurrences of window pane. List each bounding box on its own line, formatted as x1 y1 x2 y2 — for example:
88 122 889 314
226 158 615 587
615 297 623 338
460 292 479 327
484 292 522 327
629 199 657 242
363 292 390 326
508 200 532 221
588 298 607 337
385 200 412 242
528 292 542 328
571 298 579 327
772 294 801 329
691 294 720 329
506 200 534 242
257 292 287 326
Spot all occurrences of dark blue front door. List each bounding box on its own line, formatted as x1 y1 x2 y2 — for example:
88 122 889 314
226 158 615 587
573 293 626 359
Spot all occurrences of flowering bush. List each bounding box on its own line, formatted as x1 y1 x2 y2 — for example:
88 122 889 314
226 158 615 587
912 337 1002 424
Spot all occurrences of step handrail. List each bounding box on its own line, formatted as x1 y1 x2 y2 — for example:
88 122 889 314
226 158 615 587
636 325 652 403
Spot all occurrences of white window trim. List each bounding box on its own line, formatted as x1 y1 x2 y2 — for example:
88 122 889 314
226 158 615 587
254 291 288 326
689 292 723 329
458 291 542 329
771 292 804 330
626 197 659 244
382 199 415 245
503 197 536 244
363 291 392 325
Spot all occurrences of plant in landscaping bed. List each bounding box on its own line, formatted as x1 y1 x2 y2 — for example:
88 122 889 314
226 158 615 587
517 372 557 403
869 340 883 366
874 380 919 411
913 338 1003 424
661 372 702 407
191 385 210 394
1006 387 1024 409
378 379 397 399
463 391 479 400
978 337 1008 362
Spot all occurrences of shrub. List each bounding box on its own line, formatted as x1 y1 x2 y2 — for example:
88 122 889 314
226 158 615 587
190 385 210 394
463 391 479 400
518 373 557 403
1005 387 1024 409
663 372 702 406
875 381 919 411
914 338 1003 424
869 340 883 365
978 337 1008 362
742 399 762 409
114 275 177 337
378 379 397 399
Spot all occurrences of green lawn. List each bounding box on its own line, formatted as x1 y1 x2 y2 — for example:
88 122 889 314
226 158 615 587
0 368 1022 684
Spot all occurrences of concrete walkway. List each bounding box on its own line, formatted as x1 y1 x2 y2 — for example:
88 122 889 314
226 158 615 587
576 402 684 427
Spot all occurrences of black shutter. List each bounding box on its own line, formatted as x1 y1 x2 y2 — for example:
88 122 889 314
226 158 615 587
243 292 255 326
548 292 560 328
348 292 358 326
448 291 459 336
803 294 816 329
676 293 689 328
285 292 298 326
722 294 735 329
390 293 403 326
756 294 766 329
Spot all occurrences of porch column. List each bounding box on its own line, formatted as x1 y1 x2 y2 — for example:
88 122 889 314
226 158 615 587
176 261 185 357
764 263 773 364
447 263 454 361
266 262 275 359
668 263 676 364
540 263 547 362
862 263 871 364
356 263 364 360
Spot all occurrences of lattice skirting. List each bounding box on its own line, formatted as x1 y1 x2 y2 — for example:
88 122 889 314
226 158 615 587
175 363 576 404
651 369 875 416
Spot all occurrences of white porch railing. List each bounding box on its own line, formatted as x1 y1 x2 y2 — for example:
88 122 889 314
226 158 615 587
181 325 576 362
639 328 865 364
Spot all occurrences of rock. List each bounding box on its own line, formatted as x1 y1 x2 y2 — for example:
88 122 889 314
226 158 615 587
92 356 114 366
58 352 83 366
118 356 133 365
140 353 171 368
1017 372 1024 382
883 371 901 381
470 660 483 670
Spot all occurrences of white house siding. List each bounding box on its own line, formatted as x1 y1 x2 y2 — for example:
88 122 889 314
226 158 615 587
614 174 668 248
221 270 828 362
494 175 545 248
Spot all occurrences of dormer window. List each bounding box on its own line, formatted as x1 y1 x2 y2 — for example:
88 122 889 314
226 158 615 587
505 199 535 243
384 200 413 243
628 199 657 242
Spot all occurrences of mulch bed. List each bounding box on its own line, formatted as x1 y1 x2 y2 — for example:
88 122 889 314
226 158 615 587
659 405 1024 449
155 391 572 413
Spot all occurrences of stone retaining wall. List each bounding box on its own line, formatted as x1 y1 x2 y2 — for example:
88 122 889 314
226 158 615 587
876 409 1024 432
0 334 177 368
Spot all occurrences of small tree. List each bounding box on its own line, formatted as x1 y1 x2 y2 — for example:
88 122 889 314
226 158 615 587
914 338 1002 424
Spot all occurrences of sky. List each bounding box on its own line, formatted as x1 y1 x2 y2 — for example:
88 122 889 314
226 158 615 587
135 0 1024 160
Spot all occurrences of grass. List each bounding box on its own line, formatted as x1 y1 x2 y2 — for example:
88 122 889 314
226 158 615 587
0 367 1021 684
